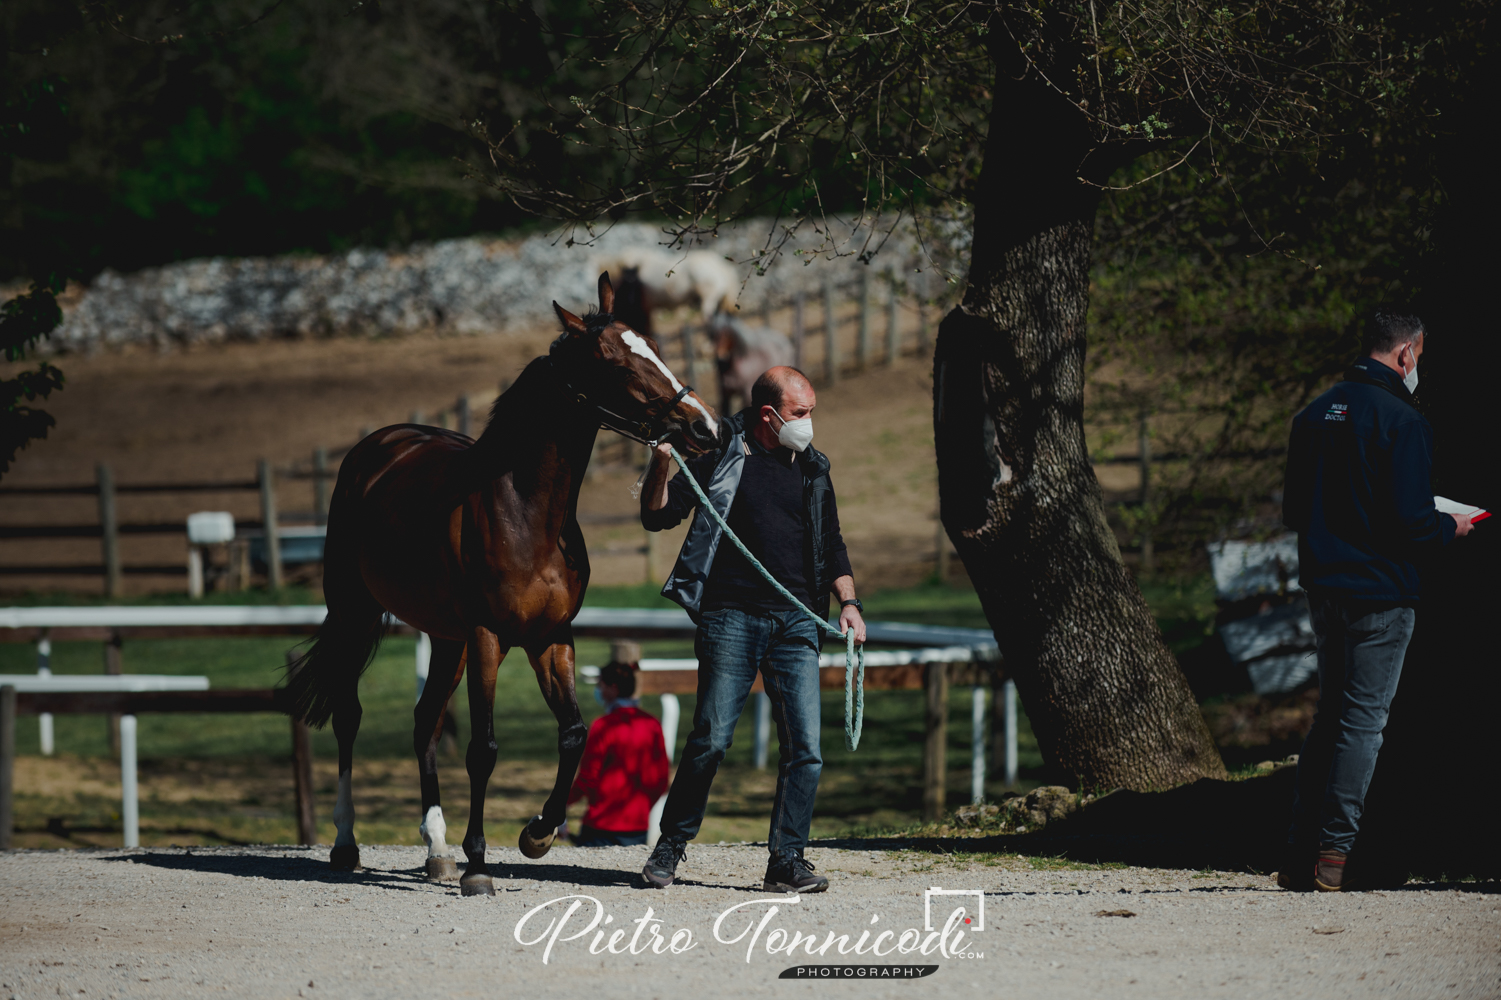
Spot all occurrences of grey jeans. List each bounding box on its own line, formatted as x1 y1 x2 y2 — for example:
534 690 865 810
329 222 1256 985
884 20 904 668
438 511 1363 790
1288 595 1415 855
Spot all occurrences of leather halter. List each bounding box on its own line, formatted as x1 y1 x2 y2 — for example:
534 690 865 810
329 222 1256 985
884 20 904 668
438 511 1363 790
547 338 697 447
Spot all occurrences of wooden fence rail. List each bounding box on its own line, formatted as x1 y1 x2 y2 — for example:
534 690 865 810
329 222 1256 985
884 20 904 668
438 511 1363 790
0 607 1004 833
0 279 953 592
0 684 316 849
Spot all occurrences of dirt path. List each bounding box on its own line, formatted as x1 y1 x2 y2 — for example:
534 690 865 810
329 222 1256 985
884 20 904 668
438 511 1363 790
2 846 1495 999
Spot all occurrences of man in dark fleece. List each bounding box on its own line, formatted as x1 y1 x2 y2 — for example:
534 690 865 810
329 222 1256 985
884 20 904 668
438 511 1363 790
1279 310 1475 891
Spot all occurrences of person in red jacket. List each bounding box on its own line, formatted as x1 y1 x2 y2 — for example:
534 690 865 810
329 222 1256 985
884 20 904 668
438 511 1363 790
567 661 670 847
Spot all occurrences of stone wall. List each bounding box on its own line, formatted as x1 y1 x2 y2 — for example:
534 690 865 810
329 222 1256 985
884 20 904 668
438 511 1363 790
40 218 954 353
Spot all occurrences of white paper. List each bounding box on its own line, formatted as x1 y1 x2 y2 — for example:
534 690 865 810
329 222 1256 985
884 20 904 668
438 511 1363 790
1434 495 1487 518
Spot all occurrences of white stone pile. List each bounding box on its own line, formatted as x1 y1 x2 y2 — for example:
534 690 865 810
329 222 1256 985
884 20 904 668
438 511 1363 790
42 217 953 353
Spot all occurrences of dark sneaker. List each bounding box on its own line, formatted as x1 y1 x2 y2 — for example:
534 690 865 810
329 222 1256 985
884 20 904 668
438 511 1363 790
763 853 829 893
1314 848 1349 892
1277 867 1314 891
642 839 686 888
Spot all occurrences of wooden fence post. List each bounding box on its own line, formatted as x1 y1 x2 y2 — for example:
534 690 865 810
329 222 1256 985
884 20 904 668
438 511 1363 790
856 269 872 369
105 629 123 757
935 519 950 581
923 661 949 822
1002 677 1018 786
917 298 930 356
455 395 471 438
823 275 839 384
1139 409 1154 574
586 437 602 481
312 447 330 527
96 463 121 598
792 291 806 369
886 283 900 365
0 684 14 850
285 650 317 844
258 459 284 589
291 717 317 845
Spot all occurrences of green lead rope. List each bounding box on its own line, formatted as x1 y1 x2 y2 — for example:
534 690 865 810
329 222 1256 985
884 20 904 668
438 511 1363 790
668 446 865 751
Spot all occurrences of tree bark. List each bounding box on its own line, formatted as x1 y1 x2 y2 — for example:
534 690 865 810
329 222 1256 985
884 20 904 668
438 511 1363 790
933 23 1225 792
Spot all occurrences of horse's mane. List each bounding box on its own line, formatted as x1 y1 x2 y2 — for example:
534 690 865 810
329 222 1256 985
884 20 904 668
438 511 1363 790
468 310 623 464
476 355 551 451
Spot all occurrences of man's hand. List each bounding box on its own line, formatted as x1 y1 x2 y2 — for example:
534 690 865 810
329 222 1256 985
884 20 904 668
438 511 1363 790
1453 512 1475 538
838 604 866 645
643 442 676 512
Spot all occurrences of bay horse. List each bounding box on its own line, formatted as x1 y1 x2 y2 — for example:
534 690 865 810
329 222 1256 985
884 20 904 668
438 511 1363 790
283 273 719 896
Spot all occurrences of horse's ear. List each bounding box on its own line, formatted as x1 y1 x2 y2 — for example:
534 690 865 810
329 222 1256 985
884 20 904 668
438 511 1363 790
553 301 587 336
597 272 615 316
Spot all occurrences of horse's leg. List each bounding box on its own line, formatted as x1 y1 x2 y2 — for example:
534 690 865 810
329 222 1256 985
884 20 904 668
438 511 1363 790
459 627 505 896
330 687 363 871
413 637 467 882
518 634 587 860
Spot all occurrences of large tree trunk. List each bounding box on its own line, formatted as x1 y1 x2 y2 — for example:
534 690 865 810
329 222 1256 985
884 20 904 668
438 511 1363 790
933 26 1225 792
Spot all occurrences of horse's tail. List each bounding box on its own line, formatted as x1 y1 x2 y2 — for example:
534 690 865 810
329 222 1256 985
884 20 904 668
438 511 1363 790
282 601 385 728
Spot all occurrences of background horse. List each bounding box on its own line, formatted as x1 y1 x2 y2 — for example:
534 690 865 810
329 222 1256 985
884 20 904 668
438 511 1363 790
707 315 796 414
283 273 719 895
595 247 738 322
613 266 654 338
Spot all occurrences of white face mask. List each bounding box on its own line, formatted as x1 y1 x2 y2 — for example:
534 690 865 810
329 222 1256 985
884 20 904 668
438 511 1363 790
1399 342 1419 394
770 408 814 452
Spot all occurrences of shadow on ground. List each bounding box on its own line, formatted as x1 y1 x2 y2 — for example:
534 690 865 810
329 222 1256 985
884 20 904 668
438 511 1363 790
97 848 645 890
817 765 1500 888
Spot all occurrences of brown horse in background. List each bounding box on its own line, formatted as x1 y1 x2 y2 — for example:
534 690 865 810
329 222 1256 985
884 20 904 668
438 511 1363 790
613 266 654 339
283 274 719 895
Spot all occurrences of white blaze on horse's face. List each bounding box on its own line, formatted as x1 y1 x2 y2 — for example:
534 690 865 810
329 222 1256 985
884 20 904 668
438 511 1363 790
620 328 719 437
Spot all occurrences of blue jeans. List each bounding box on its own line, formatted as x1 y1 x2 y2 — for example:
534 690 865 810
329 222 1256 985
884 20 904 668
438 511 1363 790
1288 596 1415 855
658 606 824 857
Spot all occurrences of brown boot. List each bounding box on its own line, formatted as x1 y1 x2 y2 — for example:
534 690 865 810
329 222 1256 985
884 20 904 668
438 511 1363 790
1314 848 1349 892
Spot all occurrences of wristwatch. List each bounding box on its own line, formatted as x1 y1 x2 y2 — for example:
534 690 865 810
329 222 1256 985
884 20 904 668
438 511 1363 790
840 598 863 613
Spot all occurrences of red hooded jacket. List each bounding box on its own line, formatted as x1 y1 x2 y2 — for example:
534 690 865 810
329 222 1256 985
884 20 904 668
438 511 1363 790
567 705 670 832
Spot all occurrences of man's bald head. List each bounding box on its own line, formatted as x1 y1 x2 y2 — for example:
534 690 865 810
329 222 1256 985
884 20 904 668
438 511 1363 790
750 366 813 413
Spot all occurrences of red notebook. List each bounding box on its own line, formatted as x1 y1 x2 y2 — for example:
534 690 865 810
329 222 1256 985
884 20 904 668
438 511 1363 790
1435 496 1491 523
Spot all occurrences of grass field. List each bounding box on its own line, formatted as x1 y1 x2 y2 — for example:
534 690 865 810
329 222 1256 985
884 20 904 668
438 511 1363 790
2 577 1224 849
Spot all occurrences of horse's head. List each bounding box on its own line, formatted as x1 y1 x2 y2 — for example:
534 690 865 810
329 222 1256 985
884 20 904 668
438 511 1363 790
550 273 720 453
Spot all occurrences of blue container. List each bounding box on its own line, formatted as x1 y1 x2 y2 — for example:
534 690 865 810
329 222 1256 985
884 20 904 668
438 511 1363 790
250 527 327 572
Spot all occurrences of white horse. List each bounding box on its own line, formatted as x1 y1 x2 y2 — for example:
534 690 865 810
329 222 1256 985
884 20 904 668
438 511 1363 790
595 248 739 322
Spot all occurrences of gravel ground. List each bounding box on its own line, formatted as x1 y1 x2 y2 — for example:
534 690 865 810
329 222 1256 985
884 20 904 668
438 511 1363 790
2 845 1497 1000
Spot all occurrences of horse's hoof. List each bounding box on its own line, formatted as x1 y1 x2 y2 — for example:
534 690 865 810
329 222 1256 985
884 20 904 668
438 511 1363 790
460 872 495 896
426 857 459 881
518 815 555 860
329 844 362 872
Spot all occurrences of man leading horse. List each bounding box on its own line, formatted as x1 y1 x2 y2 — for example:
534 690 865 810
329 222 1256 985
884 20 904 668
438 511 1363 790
639 365 866 893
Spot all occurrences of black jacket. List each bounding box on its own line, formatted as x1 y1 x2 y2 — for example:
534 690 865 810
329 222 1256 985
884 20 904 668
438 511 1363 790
642 409 846 622
1282 357 1456 602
